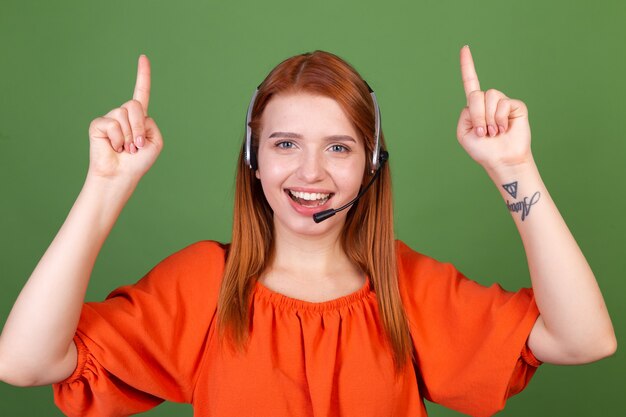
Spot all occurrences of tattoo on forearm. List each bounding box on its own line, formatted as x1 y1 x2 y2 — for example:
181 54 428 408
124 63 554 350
502 181 541 221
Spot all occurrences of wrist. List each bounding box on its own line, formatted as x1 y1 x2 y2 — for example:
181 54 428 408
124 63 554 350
82 173 138 206
484 157 538 184
84 172 138 194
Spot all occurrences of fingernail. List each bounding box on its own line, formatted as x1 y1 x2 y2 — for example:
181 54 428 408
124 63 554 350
498 125 506 134
135 135 144 148
476 126 486 137
130 143 137 154
117 146 123 153
487 125 497 137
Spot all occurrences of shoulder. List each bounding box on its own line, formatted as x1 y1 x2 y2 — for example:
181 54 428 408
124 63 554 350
157 240 229 272
394 240 468 309
113 240 230 300
395 240 535 314
395 239 456 282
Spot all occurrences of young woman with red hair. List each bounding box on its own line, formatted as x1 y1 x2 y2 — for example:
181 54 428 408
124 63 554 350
0 49 616 416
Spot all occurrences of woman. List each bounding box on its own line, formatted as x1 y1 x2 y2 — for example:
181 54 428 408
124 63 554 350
0 48 616 416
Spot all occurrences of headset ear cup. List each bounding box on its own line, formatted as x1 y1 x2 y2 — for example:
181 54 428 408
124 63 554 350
251 149 258 171
244 139 254 170
245 88 260 170
368 90 382 173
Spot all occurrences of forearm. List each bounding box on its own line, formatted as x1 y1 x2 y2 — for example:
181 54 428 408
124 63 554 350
486 159 616 363
0 174 136 384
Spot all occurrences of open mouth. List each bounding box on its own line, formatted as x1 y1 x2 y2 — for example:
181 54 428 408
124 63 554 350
286 189 333 207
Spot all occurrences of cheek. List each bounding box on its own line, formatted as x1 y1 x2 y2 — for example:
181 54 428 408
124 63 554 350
256 146 288 179
335 160 366 189
256 160 290 190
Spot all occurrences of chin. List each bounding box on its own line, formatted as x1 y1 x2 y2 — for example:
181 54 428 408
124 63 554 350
273 212 347 238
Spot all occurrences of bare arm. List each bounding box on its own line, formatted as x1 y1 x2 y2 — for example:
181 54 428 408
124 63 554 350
0 55 163 386
456 46 616 365
486 161 616 364
0 175 136 386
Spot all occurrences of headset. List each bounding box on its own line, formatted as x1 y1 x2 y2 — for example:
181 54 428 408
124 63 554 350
243 83 389 223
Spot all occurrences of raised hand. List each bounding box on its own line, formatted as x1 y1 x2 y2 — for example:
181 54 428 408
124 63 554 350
87 55 163 183
456 46 532 173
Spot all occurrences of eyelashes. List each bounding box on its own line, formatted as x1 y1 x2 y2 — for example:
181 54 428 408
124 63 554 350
275 141 295 150
329 144 349 153
274 141 351 153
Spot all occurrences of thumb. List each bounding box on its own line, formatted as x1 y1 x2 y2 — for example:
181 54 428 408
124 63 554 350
456 106 473 141
144 117 164 152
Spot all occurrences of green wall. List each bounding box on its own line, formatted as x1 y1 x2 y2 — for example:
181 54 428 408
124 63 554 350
1 0 624 415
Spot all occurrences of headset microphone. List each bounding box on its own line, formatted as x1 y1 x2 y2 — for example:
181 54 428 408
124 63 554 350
313 150 389 223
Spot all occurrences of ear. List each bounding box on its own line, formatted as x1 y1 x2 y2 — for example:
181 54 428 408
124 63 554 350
255 169 260 180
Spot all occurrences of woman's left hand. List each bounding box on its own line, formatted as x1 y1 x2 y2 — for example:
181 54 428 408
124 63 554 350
456 46 533 174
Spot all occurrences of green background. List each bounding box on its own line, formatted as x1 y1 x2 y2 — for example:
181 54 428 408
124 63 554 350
1 0 624 415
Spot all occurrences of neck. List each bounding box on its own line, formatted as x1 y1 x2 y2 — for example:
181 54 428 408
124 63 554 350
266 220 357 285
259 219 366 302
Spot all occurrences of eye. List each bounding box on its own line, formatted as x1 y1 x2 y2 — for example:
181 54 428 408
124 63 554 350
329 144 349 153
275 141 295 149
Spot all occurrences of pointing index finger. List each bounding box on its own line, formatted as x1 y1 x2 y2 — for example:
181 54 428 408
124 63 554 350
460 45 481 101
133 54 151 116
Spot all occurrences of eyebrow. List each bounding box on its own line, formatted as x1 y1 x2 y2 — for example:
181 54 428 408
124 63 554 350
268 131 356 143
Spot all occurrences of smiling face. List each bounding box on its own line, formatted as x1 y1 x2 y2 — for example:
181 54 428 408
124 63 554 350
255 92 366 238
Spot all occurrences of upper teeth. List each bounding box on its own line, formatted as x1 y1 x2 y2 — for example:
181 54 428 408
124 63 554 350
289 190 330 201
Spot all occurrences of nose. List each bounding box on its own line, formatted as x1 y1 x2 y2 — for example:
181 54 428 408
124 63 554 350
295 150 326 183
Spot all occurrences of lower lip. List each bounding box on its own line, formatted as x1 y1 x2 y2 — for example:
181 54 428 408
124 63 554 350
285 191 334 217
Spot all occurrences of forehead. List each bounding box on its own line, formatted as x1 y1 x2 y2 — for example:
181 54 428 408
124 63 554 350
260 92 360 140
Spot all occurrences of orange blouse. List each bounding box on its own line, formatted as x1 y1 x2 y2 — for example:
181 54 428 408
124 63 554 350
53 240 541 417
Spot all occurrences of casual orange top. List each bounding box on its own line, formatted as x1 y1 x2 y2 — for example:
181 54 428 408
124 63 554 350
53 240 541 417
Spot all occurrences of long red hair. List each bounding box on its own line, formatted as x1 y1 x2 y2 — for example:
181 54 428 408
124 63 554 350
216 50 412 372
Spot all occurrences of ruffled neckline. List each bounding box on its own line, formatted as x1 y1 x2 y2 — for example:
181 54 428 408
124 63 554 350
254 276 373 312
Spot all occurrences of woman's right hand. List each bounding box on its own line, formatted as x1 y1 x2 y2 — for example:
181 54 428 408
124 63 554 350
87 55 163 183
0 56 165 388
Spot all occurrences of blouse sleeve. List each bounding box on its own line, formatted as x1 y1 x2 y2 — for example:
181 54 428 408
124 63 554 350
52 240 226 417
396 240 542 417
